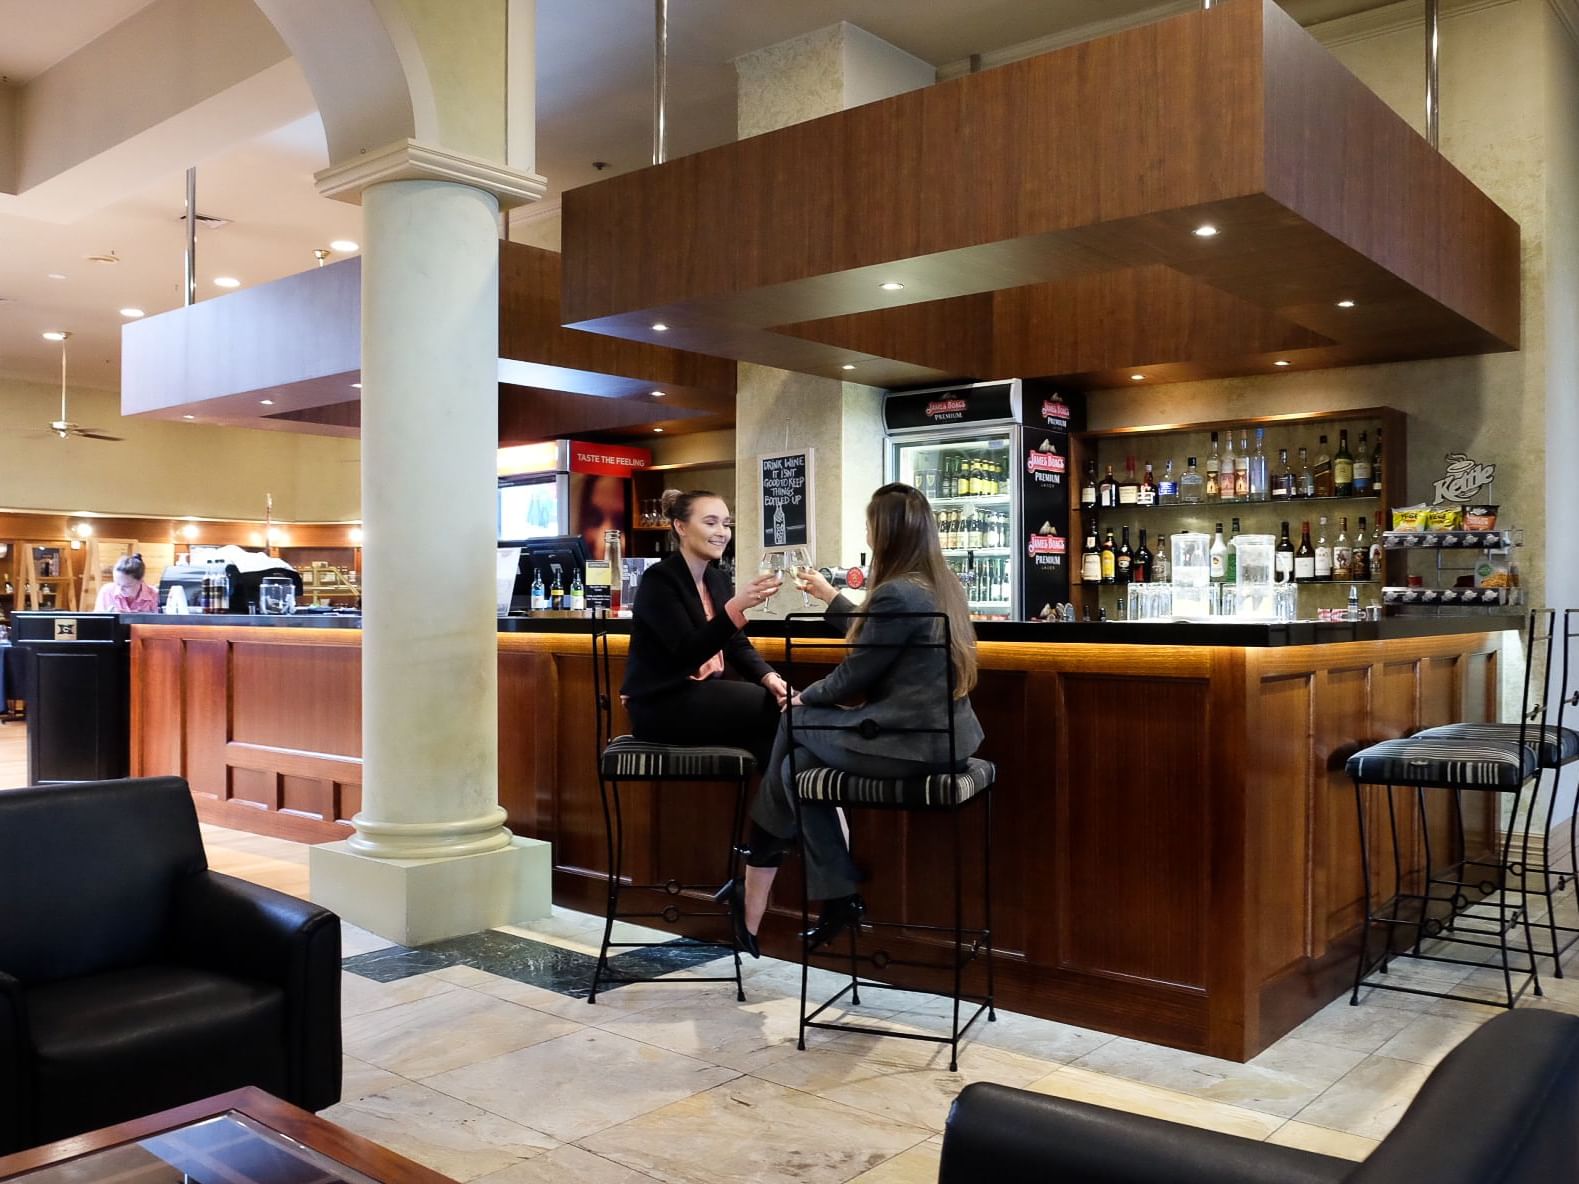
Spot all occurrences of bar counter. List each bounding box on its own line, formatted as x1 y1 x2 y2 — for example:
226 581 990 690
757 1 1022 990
125 612 1511 1060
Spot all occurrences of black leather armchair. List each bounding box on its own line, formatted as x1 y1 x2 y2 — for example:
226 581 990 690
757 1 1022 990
0 777 341 1154
939 1009 1579 1184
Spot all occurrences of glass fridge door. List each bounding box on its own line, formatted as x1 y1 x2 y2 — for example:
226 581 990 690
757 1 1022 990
892 433 1015 621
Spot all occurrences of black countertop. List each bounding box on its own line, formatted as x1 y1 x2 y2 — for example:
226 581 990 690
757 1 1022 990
27 611 1518 648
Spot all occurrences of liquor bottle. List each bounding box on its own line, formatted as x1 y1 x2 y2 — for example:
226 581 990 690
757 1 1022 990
1220 432 1235 501
1206 432 1222 501
550 566 565 610
1299 446 1316 498
1274 448 1295 499
1314 434 1333 497
1371 429 1384 500
1353 430 1372 494
1081 524 1102 584
1315 516 1333 580
569 570 585 612
1118 457 1140 506
1180 456 1205 504
1235 430 1251 500
1158 459 1179 505
1225 517 1242 582
1116 526 1134 584
1333 429 1355 497
1249 429 1270 501
1134 529 1152 584
1294 521 1316 582
530 566 547 611
1367 518 1385 582
1099 464 1119 508
1333 517 1352 580
1081 460 1098 508
1139 463 1157 507
1210 522 1228 583
1351 517 1371 581
1276 521 1295 584
1101 528 1117 584
1153 534 1171 583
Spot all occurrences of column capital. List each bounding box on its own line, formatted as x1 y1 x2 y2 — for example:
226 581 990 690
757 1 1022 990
315 138 547 208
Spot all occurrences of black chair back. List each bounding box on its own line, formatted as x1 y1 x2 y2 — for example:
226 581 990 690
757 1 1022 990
0 777 205 984
1516 608 1558 753
784 609 959 789
591 628 618 756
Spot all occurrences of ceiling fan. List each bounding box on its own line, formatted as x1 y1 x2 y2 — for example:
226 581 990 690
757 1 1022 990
46 332 123 442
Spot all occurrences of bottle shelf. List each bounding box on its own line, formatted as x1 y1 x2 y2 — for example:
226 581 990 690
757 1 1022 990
927 494 1011 507
942 546 1010 556
1081 494 1384 514
1382 529 1516 550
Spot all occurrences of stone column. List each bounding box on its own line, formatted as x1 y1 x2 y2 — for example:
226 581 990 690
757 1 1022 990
309 152 549 946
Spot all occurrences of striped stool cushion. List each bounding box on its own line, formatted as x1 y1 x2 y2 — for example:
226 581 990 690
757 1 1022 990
1416 722 1579 768
600 736 755 779
1346 736 1537 790
796 758 995 808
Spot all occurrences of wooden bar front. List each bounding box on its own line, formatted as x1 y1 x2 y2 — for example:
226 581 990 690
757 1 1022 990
128 622 1499 1059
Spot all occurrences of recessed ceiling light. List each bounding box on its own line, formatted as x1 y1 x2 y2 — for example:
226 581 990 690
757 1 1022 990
329 239 359 252
181 524 199 541
879 281 905 291
260 399 275 406
119 308 144 318
650 390 666 397
213 276 240 288
653 427 665 433
86 252 120 265
1130 373 1146 381
41 331 66 341
841 364 856 371
182 414 195 420
47 273 66 280
1336 299 1356 308
1274 359 1292 367
351 382 362 389
651 322 668 331
1193 224 1219 238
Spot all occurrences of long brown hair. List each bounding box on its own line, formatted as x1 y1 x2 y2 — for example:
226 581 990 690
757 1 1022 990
855 482 977 696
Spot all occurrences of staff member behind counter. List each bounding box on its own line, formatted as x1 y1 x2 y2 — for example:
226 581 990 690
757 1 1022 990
621 489 787 769
94 554 160 612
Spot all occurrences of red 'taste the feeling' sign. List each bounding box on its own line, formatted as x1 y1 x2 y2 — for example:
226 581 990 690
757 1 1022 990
569 440 653 477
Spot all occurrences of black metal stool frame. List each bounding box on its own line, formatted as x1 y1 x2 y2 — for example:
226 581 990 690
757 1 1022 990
587 628 750 1004
784 609 995 1072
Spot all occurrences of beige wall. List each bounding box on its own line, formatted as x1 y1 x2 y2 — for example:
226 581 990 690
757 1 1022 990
0 376 360 522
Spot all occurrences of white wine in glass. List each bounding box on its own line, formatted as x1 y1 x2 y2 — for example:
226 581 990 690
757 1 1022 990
756 551 787 609
785 546 813 608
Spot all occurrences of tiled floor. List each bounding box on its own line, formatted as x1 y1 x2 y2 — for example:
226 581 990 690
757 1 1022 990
10 723 1579 1182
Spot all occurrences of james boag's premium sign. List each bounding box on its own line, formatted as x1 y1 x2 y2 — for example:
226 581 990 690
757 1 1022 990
760 449 813 550
1020 432 1072 620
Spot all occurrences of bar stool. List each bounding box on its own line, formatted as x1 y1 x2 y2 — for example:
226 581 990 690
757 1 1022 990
586 628 752 1004
1346 622 1548 1008
785 610 995 1072
1413 608 1579 974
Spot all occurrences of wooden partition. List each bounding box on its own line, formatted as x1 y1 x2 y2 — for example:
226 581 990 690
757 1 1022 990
129 623 1499 1059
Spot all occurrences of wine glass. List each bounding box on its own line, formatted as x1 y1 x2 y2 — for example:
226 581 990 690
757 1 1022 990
756 551 787 610
785 546 814 608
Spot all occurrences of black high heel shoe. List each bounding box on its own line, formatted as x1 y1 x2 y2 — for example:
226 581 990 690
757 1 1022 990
713 878 760 959
801 894 865 950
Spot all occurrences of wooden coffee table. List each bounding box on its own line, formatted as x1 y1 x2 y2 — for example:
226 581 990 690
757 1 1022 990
0 1088 454 1184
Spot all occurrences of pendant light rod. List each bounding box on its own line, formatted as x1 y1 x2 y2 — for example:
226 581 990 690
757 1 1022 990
59 333 70 423
183 166 197 306
653 0 668 165
1425 0 1440 149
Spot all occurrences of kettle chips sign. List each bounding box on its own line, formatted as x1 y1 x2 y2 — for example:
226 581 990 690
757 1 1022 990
1433 452 1496 504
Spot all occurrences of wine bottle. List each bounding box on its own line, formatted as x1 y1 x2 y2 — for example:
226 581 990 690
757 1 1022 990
1134 529 1152 584
1116 526 1134 584
1294 522 1316 583
1081 524 1102 584
1118 457 1140 506
1276 521 1295 584
1315 516 1333 580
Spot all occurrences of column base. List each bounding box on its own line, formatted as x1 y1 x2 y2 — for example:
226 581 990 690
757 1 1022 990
309 836 552 947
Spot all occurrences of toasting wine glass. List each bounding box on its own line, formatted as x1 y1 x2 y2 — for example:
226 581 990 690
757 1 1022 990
785 546 813 608
756 551 788 609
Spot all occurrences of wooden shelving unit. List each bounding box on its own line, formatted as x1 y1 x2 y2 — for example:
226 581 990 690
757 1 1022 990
1069 406 1407 621
629 461 738 560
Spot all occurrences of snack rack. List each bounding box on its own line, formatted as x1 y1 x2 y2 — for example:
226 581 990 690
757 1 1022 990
1380 528 1522 611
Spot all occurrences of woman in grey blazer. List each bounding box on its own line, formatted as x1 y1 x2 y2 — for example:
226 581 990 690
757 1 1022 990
725 483 983 956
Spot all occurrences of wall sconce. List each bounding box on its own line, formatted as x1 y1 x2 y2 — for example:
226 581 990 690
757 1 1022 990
73 521 93 538
349 526 364 545
181 523 199 542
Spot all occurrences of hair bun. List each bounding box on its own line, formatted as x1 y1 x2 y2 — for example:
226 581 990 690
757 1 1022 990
132 552 142 560
659 488 684 516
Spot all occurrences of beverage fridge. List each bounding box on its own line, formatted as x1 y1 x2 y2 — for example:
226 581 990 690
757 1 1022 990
883 380 1081 622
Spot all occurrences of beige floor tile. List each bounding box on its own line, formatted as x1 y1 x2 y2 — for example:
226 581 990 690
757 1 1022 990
341 1055 407 1102
753 1032 1053 1134
342 986 583 1079
322 1080 557 1181
471 1145 660 1184
580 1076 930 1184
341 969 462 1019
900 1004 1116 1065
1293 1056 1434 1140
594 991 866 1074
1266 1120 1380 1161
424 1027 739 1142
340 921 398 957
845 1140 942 1184
1024 1066 1285 1140
1285 997 1420 1052
1372 1014 1483 1066
1069 1035 1366 1119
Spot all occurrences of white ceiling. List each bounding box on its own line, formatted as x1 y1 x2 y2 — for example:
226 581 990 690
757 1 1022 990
0 0 1393 396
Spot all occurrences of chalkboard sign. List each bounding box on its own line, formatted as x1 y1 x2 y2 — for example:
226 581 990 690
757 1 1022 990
759 449 813 550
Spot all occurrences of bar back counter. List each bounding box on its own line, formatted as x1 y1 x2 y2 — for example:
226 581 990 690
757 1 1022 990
46 610 1508 1061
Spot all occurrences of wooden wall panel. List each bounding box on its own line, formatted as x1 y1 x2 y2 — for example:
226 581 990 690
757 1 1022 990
183 640 229 800
132 635 185 778
231 642 360 756
1247 673 1314 974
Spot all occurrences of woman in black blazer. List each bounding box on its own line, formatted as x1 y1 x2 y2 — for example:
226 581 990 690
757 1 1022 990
621 490 786 771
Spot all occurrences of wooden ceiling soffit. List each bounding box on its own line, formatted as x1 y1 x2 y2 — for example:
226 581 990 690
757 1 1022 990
120 245 736 436
559 0 1518 389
